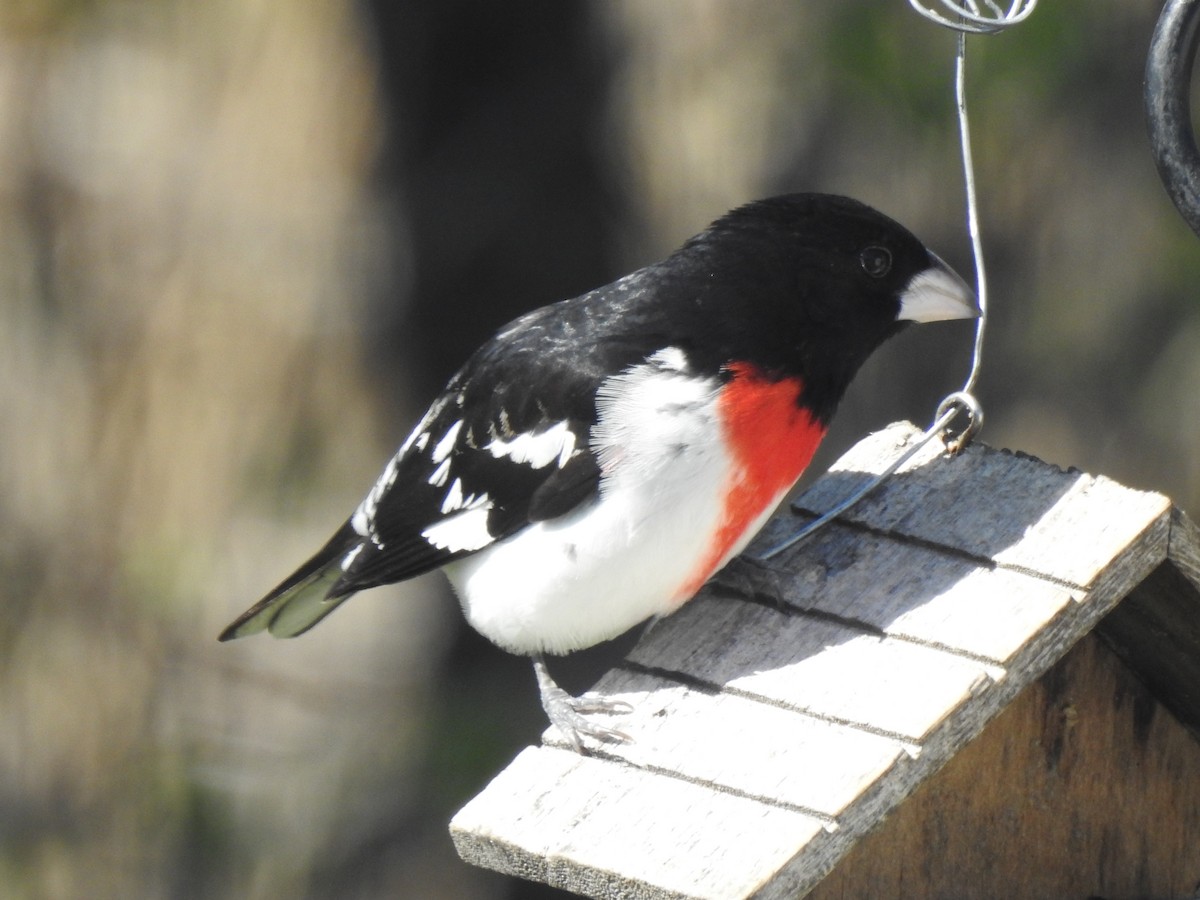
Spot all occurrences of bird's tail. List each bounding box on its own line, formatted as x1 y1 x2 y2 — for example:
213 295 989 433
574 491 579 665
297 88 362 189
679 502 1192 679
219 524 358 641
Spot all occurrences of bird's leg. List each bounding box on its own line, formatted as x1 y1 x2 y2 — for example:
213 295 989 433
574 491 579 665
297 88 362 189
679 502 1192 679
533 656 633 752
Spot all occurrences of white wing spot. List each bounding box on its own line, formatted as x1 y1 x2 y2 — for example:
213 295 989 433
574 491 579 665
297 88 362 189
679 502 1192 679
442 478 464 514
431 420 463 464
341 543 365 571
422 504 494 552
353 397 456 538
648 346 689 373
487 420 578 469
428 458 451 487
399 394 451 455
441 478 490 515
351 452 402 540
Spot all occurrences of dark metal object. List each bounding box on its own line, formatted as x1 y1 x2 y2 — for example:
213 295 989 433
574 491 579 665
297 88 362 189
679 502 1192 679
1147 0 1200 237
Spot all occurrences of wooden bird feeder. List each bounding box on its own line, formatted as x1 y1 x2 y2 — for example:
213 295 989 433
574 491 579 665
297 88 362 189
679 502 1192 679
450 421 1200 899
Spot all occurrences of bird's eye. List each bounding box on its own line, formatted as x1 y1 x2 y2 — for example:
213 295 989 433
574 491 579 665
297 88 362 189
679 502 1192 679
860 246 892 278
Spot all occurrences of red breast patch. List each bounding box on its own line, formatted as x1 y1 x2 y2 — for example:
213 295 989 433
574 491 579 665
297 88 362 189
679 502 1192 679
676 362 826 599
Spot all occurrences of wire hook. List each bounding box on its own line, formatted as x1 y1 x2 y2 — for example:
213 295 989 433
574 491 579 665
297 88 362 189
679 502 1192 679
937 390 984 454
753 2 1036 563
1146 0 1200 239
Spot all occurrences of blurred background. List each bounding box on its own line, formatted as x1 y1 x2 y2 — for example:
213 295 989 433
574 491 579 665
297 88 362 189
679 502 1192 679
0 0 1195 897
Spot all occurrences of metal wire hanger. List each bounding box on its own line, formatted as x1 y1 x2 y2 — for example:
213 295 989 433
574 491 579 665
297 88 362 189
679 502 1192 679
754 0 1038 562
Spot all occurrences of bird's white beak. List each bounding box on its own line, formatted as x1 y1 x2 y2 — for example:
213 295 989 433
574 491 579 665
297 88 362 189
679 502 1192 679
898 252 979 323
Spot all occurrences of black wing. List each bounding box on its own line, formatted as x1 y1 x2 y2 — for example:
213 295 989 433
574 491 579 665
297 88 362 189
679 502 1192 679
219 268 678 640
328 292 660 597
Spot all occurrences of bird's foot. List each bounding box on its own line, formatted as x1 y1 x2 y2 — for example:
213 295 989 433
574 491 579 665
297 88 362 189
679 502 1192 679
534 657 633 752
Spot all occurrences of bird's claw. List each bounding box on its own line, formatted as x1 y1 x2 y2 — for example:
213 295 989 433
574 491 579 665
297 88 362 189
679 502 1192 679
534 658 633 752
571 692 635 716
550 703 632 751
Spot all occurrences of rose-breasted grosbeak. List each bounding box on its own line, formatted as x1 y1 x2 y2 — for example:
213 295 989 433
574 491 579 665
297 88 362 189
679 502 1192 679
220 193 977 748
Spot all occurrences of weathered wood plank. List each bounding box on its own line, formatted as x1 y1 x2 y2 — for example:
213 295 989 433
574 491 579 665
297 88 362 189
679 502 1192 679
543 667 914 818
1098 560 1200 740
737 523 1079 664
1169 504 1200 590
621 595 1002 742
450 746 828 900
781 422 1170 587
452 422 1186 899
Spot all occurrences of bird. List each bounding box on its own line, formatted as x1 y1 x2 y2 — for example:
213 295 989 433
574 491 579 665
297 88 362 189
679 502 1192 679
219 193 978 749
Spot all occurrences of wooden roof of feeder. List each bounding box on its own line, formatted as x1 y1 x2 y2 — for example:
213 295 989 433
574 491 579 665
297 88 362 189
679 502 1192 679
450 421 1200 899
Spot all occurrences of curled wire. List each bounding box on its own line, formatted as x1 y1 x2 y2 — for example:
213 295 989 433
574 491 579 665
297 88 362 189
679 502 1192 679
908 0 1038 35
754 2 1032 563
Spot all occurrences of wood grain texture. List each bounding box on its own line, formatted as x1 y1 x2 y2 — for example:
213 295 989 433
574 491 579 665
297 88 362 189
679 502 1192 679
805 633 1200 900
555 666 915 818
621 594 1003 742
744 523 1080 664
1098 561 1200 740
783 426 1169 587
1169 505 1200 591
450 745 828 900
451 422 1193 899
